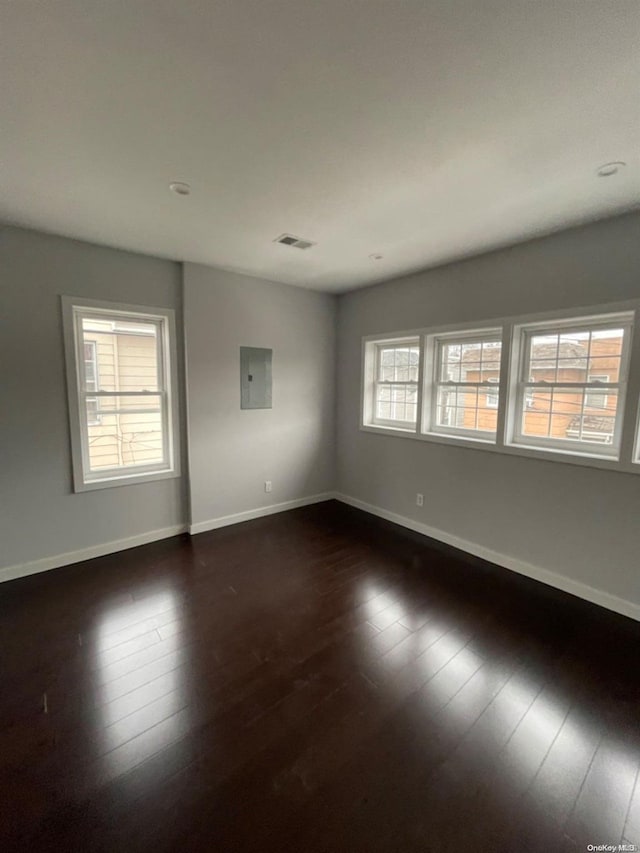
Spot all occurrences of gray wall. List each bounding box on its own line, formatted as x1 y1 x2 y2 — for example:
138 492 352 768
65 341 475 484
0 226 187 571
184 262 336 527
3 214 639 613
336 212 640 608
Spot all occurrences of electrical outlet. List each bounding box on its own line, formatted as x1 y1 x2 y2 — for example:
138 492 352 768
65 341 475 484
264 480 272 493
416 493 424 507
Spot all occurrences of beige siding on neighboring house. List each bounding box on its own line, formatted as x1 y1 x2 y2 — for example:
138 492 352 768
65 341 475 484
84 329 163 471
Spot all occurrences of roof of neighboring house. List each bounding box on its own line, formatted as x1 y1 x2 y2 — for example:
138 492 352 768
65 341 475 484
569 414 614 428
461 341 587 370
529 341 587 366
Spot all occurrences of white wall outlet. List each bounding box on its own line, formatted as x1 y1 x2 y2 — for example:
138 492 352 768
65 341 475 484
416 493 424 507
264 480 272 493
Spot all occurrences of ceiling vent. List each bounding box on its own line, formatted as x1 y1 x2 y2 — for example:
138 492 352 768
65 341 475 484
274 233 316 250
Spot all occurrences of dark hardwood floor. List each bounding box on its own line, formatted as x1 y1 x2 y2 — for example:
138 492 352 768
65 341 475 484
1 500 639 852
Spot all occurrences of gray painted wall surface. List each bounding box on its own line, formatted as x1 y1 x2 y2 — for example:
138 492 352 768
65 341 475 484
0 226 187 569
3 214 639 613
336 212 640 606
184 262 336 526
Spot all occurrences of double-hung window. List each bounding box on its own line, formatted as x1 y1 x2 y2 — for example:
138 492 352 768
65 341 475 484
62 298 180 491
365 338 420 430
425 331 503 440
361 304 640 472
510 313 633 457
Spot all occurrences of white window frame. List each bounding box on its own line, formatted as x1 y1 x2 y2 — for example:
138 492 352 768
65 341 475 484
62 296 181 492
362 336 421 432
507 313 632 460
360 300 640 475
423 328 503 442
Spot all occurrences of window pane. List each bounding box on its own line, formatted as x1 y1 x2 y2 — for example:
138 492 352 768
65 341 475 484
439 341 461 382
485 379 499 408
434 336 501 436
521 387 618 446
528 327 624 386
439 338 502 384
436 386 497 433
84 341 99 391
378 345 419 382
375 383 417 424
585 374 609 409
81 318 159 392
85 402 164 471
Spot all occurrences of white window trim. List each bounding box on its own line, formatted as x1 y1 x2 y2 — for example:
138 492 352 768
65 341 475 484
360 300 640 476
362 336 421 433
507 312 632 460
372 339 420 429
423 328 503 441
62 296 181 492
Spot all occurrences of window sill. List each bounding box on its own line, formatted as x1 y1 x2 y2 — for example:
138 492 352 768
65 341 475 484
422 430 496 446
507 440 617 463
361 422 417 437
74 467 180 493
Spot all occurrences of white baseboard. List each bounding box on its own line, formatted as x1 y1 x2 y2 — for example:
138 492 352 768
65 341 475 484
334 493 640 623
0 524 187 585
4 493 637 624
189 492 335 535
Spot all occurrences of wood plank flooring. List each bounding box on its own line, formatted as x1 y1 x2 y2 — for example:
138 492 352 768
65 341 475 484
0 500 638 852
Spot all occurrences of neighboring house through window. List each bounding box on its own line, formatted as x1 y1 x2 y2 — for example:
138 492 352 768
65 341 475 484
361 306 637 472
371 339 420 429
84 340 100 425
585 374 609 409
427 332 502 439
62 297 180 492
485 377 499 408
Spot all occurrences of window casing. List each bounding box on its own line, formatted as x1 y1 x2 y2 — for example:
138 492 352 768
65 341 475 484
369 339 420 430
361 304 640 474
62 298 180 492
509 315 632 458
423 330 503 441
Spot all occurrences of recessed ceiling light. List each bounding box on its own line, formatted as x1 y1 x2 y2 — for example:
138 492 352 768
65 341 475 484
596 162 625 177
369 253 384 261
169 181 191 195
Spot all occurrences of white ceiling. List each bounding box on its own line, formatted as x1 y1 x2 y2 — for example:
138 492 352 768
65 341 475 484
1 1 639 293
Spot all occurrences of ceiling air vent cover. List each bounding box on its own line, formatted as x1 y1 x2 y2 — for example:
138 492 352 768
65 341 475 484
274 233 316 250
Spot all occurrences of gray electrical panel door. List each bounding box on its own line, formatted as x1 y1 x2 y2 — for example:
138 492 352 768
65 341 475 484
240 347 272 409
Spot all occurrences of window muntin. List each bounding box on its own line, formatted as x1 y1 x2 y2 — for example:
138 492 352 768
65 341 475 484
372 341 419 428
362 307 639 472
429 334 502 439
64 300 179 491
512 319 631 456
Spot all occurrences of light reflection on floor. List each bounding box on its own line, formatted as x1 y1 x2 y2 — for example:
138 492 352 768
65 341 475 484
91 587 193 775
355 581 638 829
